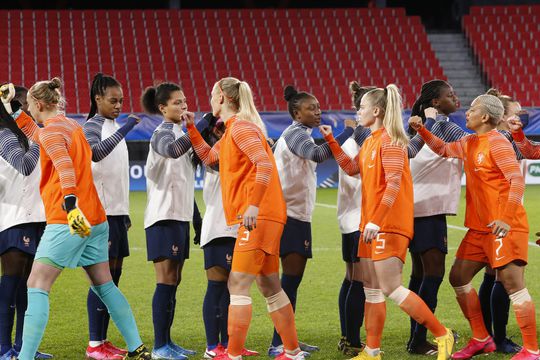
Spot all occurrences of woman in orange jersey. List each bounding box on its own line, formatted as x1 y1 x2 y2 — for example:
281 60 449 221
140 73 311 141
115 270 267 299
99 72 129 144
410 94 539 360
1 80 151 360
475 88 528 355
184 77 305 360
320 84 454 360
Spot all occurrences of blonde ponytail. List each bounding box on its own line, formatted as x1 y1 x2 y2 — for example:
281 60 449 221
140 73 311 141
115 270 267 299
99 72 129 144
364 84 408 147
218 77 267 136
237 81 267 136
383 84 409 147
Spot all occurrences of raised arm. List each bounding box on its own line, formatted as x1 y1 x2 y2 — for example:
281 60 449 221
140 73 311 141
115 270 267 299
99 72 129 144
14 111 41 143
353 126 371 147
152 116 211 159
415 126 466 159
83 115 138 162
284 126 352 163
320 126 360 176
186 123 220 166
511 129 540 159
407 116 437 158
0 129 40 175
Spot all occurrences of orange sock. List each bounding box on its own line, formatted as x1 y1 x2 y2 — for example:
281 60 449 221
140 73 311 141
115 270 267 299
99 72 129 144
510 288 538 352
364 301 386 349
395 289 446 337
227 299 253 357
269 303 299 352
454 285 489 340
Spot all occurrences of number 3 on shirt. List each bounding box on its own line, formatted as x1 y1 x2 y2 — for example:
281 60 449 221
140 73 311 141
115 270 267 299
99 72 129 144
238 229 250 246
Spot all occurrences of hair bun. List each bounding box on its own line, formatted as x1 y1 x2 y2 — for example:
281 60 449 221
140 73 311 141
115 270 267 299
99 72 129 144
349 81 361 94
284 85 298 102
48 77 63 90
486 88 501 97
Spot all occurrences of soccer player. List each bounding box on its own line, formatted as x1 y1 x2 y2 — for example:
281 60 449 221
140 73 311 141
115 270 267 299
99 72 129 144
270 85 354 357
474 88 527 355
3 78 151 360
185 77 305 360
0 86 51 360
407 80 462 355
336 82 374 357
142 82 208 360
320 84 454 360
192 116 259 359
410 94 539 360
83 73 142 359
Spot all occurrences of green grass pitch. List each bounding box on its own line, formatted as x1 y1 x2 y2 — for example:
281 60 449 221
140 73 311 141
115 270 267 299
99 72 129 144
34 187 540 359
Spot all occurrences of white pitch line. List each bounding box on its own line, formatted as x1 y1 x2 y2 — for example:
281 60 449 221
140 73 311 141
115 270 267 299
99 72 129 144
316 203 539 248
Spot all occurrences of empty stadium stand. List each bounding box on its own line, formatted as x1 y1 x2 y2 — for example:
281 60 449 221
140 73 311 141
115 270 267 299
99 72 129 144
463 5 540 106
1 8 445 113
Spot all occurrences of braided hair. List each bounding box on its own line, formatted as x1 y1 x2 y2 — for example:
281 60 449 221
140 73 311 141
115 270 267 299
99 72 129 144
409 79 450 135
284 85 316 120
88 73 121 120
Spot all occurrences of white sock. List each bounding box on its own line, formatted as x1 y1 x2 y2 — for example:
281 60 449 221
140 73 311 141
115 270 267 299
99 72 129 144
509 288 532 305
89 340 104 348
365 345 380 356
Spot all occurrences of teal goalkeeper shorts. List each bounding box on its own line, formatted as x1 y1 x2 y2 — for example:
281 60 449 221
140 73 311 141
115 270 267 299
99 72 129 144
35 221 109 268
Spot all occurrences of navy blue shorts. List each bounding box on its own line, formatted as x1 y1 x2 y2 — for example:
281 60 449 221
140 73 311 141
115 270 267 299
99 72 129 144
203 237 235 271
0 222 46 256
107 216 130 259
145 220 190 262
279 217 312 259
409 215 448 254
341 231 360 263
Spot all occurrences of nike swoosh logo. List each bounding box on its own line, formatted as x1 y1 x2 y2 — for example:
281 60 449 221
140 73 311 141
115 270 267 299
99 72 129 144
474 168 481 172
368 164 375 168
495 256 505 261
375 251 384 254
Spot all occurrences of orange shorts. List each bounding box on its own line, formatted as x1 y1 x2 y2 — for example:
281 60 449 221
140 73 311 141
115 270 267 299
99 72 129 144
456 229 529 268
231 220 283 275
231 249 280 275
358 232 410 262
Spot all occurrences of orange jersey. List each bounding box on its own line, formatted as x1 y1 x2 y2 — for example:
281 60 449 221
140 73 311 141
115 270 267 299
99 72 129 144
188 116 286 226
327 128 414 239
418 127 528 233
16 112 106 225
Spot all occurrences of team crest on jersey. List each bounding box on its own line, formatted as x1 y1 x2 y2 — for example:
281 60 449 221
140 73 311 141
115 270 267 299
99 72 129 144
226 253 232 265
22 236 30 247
476 152 485 165
172 245 179 256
